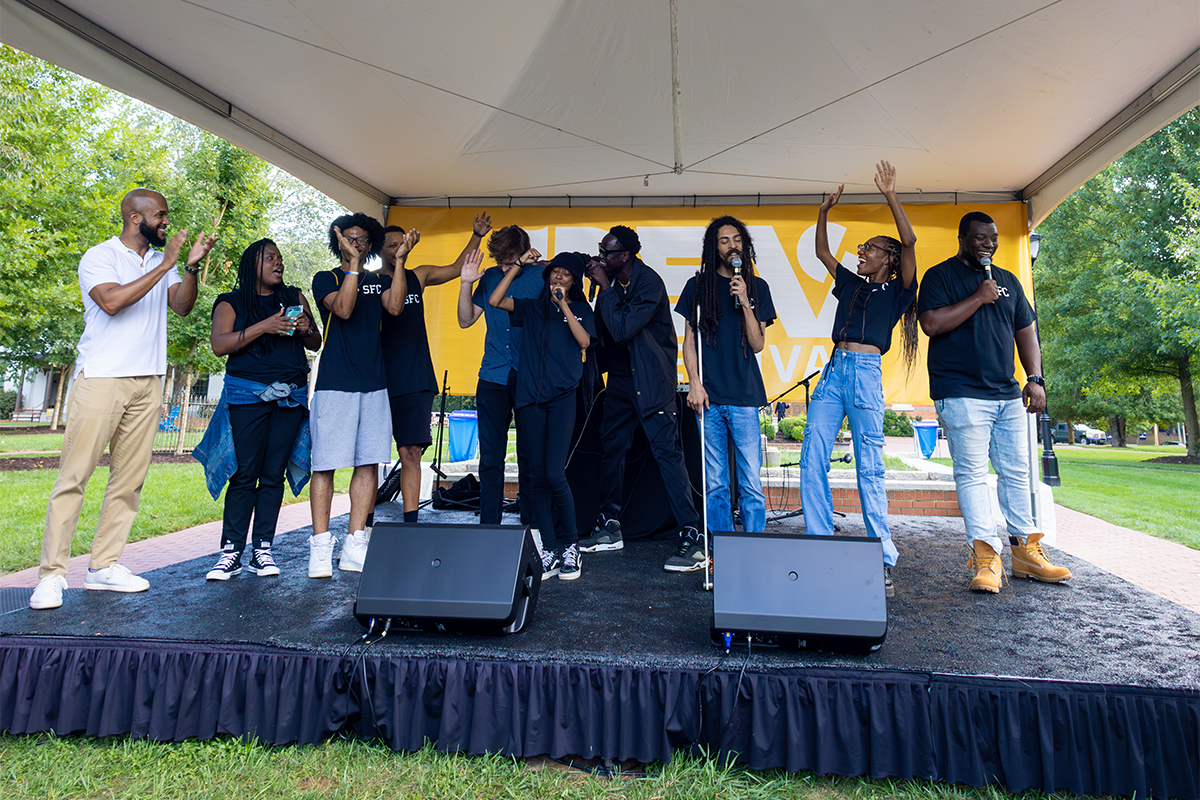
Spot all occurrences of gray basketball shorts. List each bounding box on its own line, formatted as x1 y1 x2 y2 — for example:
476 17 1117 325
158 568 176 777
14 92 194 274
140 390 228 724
310 389 393 471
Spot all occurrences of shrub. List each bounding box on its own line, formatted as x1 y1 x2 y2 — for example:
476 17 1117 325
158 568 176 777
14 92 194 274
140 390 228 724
778 415 807 442
0 390 15 420
883 409 915 437
759 415 776 440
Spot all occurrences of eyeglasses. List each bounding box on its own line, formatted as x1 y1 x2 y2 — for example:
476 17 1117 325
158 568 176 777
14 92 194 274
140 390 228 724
598 246 627 257
343 235 370 246
857 241 894 255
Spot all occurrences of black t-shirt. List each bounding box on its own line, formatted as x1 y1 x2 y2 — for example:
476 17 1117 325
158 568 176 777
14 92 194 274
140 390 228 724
917 256 1035 401
213 291 309 386
510 296 596 408
312 268 387 393
380 270 437 397
829 265 917 353
674 274 776 407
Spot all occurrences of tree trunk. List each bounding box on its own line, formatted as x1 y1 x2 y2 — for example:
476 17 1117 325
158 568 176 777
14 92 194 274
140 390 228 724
1109 415 1127 447
1179 357 1199 458
175 365 195 455
13 367 25 413
1066 421 1075 445
49 364 67 431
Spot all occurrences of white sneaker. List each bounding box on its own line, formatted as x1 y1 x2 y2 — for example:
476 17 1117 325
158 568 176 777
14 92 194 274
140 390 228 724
29 575 67 610
339 529 370 572
83 564 150 593
308 532 335 578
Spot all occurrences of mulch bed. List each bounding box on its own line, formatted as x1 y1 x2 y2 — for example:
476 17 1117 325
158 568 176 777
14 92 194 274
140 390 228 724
1143 454 1200 465
0 425 54 435
0 453 196 472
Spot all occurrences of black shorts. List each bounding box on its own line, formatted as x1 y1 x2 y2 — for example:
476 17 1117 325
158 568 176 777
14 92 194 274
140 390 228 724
389 391 435 449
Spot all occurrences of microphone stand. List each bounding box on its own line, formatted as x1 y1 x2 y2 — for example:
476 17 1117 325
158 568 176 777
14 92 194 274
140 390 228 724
419 371 453 510
693 291 712 591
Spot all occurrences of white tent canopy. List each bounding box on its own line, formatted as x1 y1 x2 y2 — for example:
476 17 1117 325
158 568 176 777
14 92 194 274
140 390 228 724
3 0 1197 224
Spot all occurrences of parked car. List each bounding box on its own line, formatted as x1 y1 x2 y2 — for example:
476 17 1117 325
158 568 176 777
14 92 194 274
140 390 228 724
1051 422 1106 445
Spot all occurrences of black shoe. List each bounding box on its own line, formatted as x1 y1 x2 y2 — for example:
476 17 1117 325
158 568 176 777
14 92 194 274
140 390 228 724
205 546 242 581
559 543 581 580
884 565 894 598
663 528 706 572
578 515 623 552
540 549 561 581
248 547 280 577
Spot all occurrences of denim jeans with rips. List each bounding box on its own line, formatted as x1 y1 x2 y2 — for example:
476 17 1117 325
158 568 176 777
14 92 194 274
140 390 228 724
935 396 1037 553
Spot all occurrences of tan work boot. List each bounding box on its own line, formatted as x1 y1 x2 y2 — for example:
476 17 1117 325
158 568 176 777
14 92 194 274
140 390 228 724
968 540 1004 593
1011 533 1072 583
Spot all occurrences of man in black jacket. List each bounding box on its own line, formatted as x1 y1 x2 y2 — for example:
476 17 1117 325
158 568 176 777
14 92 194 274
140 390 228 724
579 225 703 572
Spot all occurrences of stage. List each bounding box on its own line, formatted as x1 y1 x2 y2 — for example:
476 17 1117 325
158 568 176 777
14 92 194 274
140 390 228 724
2 505 1197 798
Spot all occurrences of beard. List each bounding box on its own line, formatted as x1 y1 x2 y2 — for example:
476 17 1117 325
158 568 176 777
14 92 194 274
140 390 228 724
140 220 167 247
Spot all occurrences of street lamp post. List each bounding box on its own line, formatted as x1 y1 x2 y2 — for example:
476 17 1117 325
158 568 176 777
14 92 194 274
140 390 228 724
1030 232 1060 486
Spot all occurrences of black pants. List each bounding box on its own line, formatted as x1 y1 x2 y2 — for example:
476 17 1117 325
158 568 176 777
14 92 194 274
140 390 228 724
223 401 306 551
476 372 531 525
598 374 699 529
516 394 578 552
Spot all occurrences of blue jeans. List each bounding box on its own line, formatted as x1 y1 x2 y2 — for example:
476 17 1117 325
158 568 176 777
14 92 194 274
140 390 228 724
935 397 1036 552
701 405 766 533
799 350 897 567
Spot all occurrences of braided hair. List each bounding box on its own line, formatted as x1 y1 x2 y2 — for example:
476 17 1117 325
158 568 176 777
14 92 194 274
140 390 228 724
234 238 301 356
874 235 920 376
696 216 760 356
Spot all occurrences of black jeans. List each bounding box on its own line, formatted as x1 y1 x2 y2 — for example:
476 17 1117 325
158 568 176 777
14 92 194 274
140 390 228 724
223 401 306 551
598 374 699 529
476 372 531 525
516 393 578 552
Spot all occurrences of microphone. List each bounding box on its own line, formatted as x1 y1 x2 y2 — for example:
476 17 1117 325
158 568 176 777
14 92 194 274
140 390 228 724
730 256 743 308
981 256 993 282
588 279 597 302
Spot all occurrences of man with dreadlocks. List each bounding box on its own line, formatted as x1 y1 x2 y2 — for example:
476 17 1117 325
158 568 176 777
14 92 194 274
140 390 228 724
800 161 919 599
676 217 776 536
918 211 1071 594
580 225 703 573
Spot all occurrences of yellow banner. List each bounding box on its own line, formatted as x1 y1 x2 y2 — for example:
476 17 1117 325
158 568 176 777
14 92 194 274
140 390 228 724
383 202 1030 406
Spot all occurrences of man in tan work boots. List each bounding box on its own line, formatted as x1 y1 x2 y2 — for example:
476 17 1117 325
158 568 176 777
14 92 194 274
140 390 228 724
917 212 1072 593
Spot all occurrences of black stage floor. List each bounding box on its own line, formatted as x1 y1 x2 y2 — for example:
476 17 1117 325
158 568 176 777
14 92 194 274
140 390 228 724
3 506 1198 798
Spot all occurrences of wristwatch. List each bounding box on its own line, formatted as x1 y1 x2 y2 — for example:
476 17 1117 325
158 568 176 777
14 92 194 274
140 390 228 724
1026 375 1045 387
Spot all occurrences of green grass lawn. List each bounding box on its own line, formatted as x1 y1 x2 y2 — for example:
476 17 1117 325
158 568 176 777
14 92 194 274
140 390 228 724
922 445 1198 551
0 431 65 454
0 463 353 575
0 733 1078 800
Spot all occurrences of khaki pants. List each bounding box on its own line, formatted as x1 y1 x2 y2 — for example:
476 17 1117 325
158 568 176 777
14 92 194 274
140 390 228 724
40 375 163 578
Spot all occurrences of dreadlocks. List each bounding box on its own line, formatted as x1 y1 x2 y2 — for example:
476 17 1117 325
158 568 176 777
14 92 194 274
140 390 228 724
696 216 760 356
234 238 300 356
873 234 920 376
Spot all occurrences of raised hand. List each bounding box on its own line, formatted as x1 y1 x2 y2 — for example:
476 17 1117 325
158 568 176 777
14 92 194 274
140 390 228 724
819 185 844 212
333 226 363 269
460 248 485 283
397 229 420 260
186 231 217 268
164 228 189 265
874 160 897 195
473 212 493 238
516 247 542 266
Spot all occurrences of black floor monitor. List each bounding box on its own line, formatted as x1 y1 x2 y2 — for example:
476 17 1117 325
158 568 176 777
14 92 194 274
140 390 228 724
710 531 887 653
354 523 541 635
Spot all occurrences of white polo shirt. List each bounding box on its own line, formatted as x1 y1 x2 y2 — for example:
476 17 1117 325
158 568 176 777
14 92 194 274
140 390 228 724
75 236 181 379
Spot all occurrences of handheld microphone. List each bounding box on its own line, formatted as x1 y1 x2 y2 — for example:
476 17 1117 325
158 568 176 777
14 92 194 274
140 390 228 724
730 256 743 308
981 256 993 282
587 260 600 301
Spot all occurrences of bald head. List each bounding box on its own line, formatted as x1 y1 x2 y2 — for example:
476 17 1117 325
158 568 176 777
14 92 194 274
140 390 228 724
121 189 169 247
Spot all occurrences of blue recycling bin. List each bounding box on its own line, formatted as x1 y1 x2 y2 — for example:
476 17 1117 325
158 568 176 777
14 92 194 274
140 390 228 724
447 410 480 462
914 420 940 459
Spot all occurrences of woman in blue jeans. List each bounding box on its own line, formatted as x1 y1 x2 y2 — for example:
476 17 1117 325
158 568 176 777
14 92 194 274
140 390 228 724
799 161 918 597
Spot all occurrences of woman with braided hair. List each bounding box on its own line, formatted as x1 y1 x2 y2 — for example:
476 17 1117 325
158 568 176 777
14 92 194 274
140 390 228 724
799 161 918 598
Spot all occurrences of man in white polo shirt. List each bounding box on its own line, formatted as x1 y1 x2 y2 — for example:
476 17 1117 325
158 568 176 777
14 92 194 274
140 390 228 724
29 188 216 610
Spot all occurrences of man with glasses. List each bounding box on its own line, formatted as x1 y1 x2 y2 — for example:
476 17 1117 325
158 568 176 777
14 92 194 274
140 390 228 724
917 211 1072 593
307 213 410 578
579 225 703 572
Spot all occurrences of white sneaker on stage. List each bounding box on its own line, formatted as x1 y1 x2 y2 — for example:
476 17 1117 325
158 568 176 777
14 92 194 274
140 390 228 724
29 575 68 609
308 532 335 578
83 564 150 593
338 529 370 572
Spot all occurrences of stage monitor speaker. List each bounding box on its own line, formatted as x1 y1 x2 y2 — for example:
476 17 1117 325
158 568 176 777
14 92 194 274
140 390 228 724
710 531 887 653
354 523 540 635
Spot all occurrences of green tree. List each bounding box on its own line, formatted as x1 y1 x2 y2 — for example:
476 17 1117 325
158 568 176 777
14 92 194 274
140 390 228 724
1037 107 1200 456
